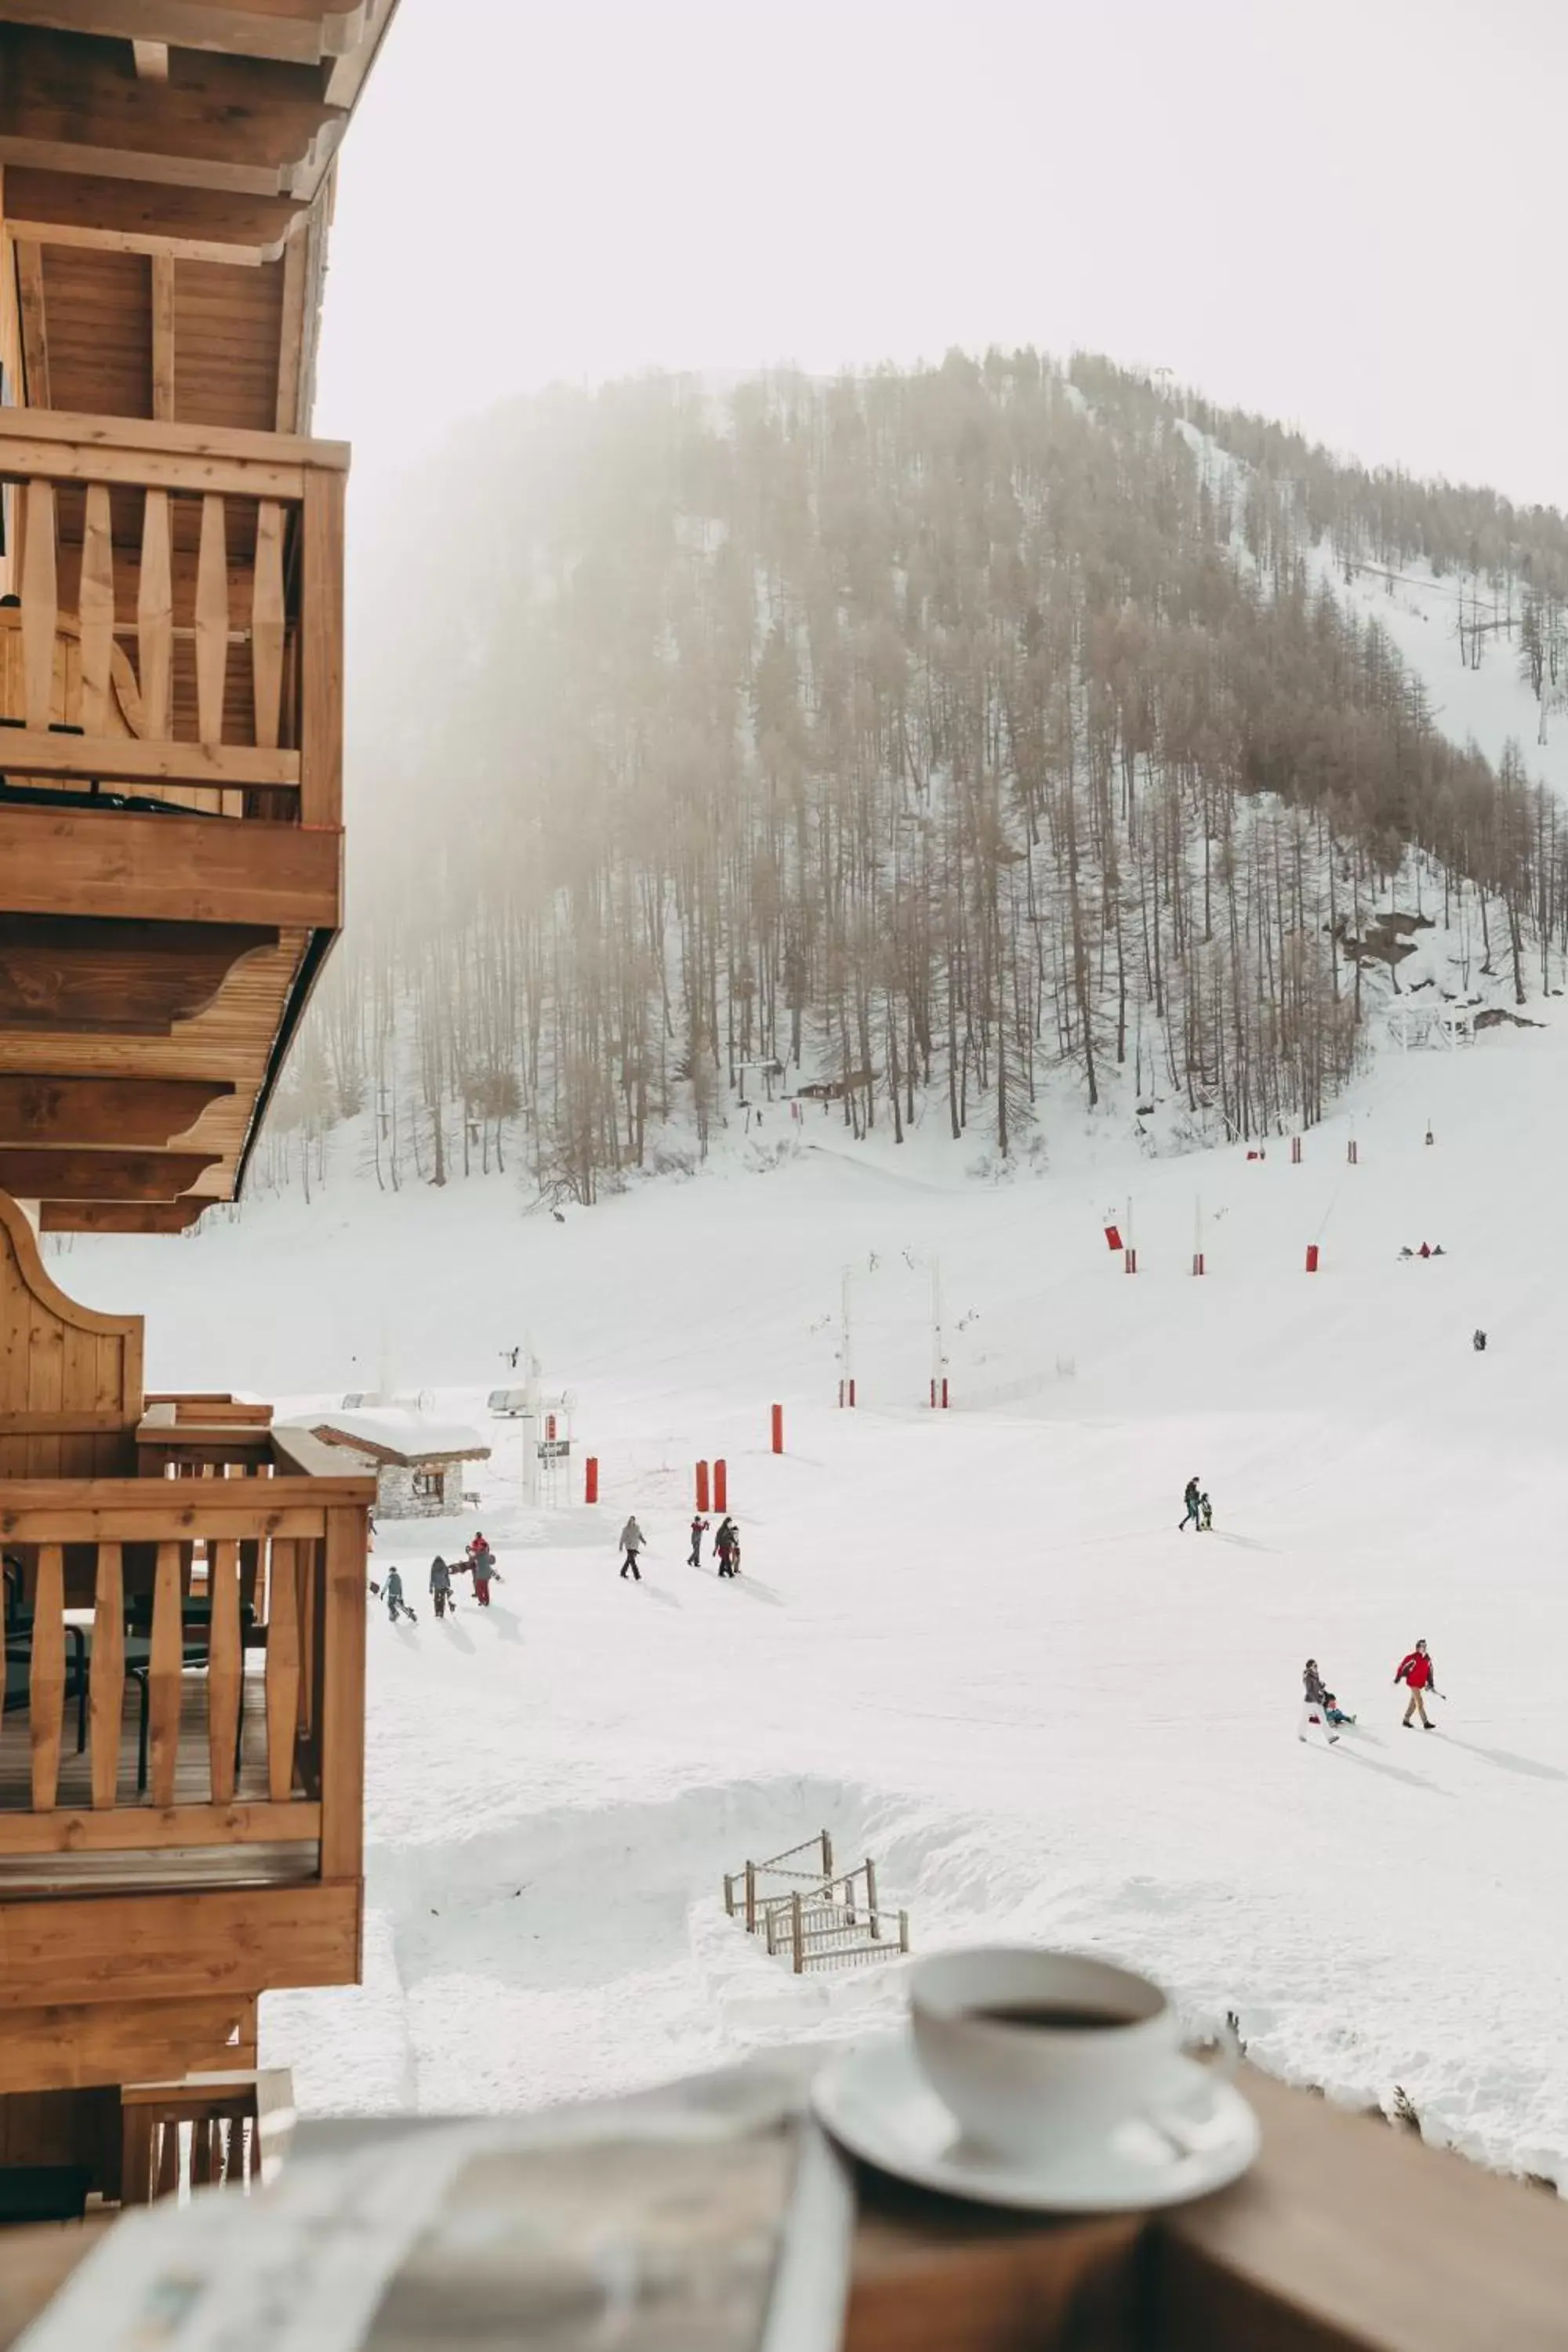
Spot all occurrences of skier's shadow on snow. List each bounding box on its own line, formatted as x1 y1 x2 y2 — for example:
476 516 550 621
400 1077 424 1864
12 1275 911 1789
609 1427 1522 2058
1441 1737 1568 1782
1211 1533 1277 1555
485 1605 524 1645
438 1615 476 1654
637 1583 681 1609
725 1577 784 1606
1333 1744 1453 1797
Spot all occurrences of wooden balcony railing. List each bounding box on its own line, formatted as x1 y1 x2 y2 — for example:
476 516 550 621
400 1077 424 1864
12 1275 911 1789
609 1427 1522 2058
0 408 345 826
121 2067 294 2206
0 1432 370 1897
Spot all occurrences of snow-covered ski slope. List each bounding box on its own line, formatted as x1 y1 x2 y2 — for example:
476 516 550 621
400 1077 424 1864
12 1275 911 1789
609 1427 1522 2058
55 1007 1568 2182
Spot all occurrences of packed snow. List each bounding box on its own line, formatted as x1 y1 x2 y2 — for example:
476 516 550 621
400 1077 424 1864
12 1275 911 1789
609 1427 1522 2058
51 989 1568 2187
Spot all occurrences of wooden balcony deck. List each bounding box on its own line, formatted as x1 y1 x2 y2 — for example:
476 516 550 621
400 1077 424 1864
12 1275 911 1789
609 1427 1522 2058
0 1659 318 1895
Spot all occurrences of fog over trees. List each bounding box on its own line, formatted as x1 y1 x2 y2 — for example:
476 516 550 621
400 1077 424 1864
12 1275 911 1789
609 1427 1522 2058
256 353 1568 1203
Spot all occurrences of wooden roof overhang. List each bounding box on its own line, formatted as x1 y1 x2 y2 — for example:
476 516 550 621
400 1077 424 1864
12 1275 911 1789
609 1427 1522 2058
0 4 393 1232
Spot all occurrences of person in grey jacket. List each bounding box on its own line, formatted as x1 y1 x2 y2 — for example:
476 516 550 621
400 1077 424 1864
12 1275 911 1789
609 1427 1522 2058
619 1516 645 1581
469 1544 499 1606
383 1566 413 1624
1298 1658 1339 1746
430 1555 454 1620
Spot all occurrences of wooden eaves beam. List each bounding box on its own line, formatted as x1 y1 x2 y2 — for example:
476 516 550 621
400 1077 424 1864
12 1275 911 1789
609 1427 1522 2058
0 914 281 1035
0 167 306 262
0 27 347 198
0 5 373 67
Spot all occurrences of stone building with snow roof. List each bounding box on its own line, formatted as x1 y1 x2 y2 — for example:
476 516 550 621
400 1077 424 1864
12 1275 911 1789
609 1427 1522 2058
295 1410 491 1520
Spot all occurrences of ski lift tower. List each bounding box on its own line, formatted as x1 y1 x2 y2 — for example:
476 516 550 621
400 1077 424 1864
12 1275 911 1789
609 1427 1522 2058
736 1058 786 1105
495 1346 575 1508
838 1250 949 1408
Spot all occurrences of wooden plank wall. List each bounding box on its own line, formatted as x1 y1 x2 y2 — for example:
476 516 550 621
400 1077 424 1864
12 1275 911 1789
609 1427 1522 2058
0 1189 143 1478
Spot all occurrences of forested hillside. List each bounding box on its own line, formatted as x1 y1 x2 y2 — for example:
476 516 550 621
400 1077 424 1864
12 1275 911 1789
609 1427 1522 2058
259 354 1568 1201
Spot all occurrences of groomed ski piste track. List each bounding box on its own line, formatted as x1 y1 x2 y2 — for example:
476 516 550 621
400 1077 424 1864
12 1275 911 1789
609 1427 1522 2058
54 993 1568 2187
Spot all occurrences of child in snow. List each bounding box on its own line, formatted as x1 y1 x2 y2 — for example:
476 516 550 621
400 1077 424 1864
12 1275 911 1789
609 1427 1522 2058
1323 1690 1356 1728
714 1518 740 1577
688 1515 710 1569
469 1544 499 1606
1395 1639 1441 1728
383 1566 413 1624
1178 1478 1203 1532
1299 1659 1339 1746
1200 1493 1214 1531
619 1515 645 1581
429 1555 453 1620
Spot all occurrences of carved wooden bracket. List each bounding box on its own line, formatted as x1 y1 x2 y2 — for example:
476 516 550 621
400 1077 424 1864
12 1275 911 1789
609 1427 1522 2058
0 1074 234 1146
0 1148 219 1201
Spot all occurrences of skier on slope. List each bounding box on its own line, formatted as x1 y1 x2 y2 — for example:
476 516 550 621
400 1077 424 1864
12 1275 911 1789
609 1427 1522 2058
619 1515 646 1581
469 1543 499 1607
688 1515 710 1569
429 1555 453 1621
1395 1639 1442 1729
1299 1658 1339 1747
1178 1477 1203 1533
714 1517 740 1577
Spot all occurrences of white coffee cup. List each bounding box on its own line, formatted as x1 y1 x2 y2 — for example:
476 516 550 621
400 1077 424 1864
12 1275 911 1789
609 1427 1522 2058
909 1947 1200 2160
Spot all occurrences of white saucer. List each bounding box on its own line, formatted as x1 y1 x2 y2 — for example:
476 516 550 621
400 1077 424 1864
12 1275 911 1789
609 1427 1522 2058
811 2032 1259 2213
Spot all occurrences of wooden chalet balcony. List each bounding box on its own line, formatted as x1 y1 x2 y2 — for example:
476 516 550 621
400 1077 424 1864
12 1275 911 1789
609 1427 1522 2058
0 408 346 1223
0 1191 372 2118
0 1422 372 2096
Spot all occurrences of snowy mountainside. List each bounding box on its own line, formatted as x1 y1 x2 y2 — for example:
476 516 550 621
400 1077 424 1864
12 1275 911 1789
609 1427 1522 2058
256 350 1568 1212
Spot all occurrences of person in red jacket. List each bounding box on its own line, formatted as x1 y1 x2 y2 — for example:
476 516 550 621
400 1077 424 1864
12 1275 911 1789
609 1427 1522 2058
1395 1639 1441 1729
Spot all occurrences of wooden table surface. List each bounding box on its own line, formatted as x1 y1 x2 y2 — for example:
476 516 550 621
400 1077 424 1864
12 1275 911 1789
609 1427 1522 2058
5 2065 1568 2351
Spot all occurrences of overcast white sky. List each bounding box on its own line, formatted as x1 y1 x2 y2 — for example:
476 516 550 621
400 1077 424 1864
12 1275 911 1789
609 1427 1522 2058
318 0 1565 509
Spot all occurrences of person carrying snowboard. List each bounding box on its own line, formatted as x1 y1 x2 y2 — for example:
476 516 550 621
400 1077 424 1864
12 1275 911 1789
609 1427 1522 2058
714 1517 739 1577
429 1555 453 1620
688 1515 710 1569
1178 1477 1203 1532
383 1566 414 1624
1395 1639 1441 1728
469 1543 499 1606
1299 1658 1339 1746
619 1515 646 1581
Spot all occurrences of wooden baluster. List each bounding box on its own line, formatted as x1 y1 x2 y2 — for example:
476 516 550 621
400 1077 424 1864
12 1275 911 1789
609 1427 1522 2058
29 1543 65 1810
295 1534 317 1743
208 1537 241 1805
252 499 285 750
265 1537 299 1801
191 2118 214 2188
20 478 58 732
121 2110 152 2207
155 2119 180 2201
194 492 228 743
148 1540 182 1809
78 482 115 736
300 467 345 826
136 488 173 739
90 1541 124 1809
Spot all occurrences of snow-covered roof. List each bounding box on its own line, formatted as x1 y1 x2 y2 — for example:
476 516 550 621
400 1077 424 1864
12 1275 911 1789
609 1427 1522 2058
288 1409 491 1466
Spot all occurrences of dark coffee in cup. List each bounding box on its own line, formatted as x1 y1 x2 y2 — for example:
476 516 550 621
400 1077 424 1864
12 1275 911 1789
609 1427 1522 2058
968 2002 1134 2033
